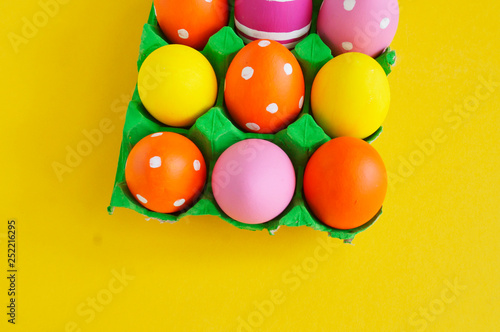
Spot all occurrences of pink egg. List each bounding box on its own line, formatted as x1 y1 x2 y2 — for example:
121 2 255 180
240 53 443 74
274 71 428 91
234 0 313 49
212 139 296 224
317 0 400 57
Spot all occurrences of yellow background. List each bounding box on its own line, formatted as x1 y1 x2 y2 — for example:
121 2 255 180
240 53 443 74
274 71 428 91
1 0 499 331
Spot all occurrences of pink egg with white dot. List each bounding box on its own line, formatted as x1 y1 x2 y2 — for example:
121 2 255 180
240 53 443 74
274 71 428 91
317 0 400 57
212 139 296 224
234 0 313 49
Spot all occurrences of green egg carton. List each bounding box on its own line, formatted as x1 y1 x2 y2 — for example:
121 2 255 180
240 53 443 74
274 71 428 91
108 0 396 240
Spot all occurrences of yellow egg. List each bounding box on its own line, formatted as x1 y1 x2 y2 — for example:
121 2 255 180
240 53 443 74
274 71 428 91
311 52 390 139
138 44 217 127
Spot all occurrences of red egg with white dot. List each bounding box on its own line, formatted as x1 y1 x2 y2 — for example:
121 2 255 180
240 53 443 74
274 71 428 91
154 0 229 50
125 132 207 213
224 39 305 134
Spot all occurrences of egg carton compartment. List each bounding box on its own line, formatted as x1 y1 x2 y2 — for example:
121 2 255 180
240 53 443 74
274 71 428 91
108 0 396 240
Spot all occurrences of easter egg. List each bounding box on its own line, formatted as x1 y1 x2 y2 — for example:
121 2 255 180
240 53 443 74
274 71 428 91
224 40 305 134
125 132 207 214
212 139 296 224
138 45 217 127
303 137 387 230
311 52 390 139
154 0 229 50
317 0 400 57
234 0 312 49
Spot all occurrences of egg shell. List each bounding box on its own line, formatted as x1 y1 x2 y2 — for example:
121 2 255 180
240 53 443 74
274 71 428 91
234 0 313 49
311 52 390 139
125 132 207 214
137 44 217 127
154 0 229 50
303 137 387 230
317 0 399 57
224 39 305 134
212 139 296 224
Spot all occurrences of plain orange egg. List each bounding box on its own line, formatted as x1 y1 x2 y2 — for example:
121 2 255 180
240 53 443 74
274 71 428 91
224 39 305 134
125 132 207 214
303 137 387 230
154 0 229 50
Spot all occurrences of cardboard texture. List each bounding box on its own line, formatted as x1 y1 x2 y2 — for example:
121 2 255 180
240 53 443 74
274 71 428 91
108 0 396 240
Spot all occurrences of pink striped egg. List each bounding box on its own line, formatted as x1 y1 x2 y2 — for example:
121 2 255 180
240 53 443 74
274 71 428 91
317 0 400 57
234 0 313 49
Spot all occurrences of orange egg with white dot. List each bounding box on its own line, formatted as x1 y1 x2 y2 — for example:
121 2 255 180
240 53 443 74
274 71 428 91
224 39 305 134
125 132 207 214
154 0 229 50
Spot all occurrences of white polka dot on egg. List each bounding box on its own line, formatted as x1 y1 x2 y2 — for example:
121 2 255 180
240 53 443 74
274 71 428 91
258 40 271 47
149 156 162 168
246 123 261 131
380 17 390 29
266 103 279 114
342 42 353 51
284 63 293 75
241 66 254 80
178 29 189 39
174 199 186 207
136 194 148 204
343 0 356 11
193 160 201 171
